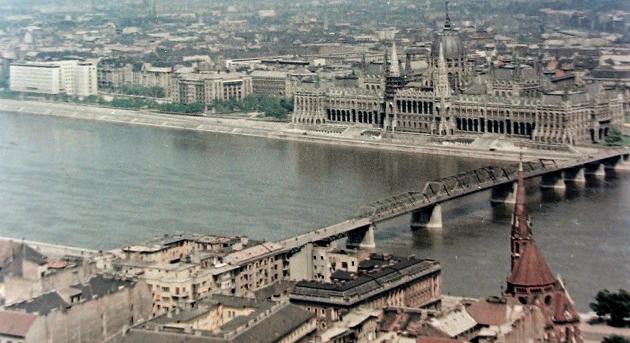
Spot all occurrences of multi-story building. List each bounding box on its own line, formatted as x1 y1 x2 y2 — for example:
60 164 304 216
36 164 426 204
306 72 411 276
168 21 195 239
289 253 441 331
0 274 152 343
169 71 252 104
10 60 97 96
0 240 98 305
251 70 288 97
292 10 625 147
97 62 173 97
9 63 62 94
97 63 138 90
111 233 289 314
112 295 317 343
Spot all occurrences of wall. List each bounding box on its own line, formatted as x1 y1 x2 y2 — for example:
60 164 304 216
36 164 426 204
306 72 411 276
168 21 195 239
28 280 152 343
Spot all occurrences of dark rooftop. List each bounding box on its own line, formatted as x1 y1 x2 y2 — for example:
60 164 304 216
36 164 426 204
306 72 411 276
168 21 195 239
290 255 440 304
70 274 136 300
7 291 70 315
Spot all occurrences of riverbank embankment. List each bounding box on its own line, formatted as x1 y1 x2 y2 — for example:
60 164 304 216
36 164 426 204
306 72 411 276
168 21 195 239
0 98 586 162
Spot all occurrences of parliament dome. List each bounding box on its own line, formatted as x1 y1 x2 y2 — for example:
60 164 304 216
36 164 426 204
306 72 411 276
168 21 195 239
431 31 465 61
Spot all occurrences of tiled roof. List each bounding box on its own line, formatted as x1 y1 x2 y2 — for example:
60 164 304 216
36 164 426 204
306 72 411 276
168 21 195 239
507 243 556 287
0 311 37 338
466 298 509 326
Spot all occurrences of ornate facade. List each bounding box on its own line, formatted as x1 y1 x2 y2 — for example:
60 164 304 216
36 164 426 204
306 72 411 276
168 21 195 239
292 9 624 146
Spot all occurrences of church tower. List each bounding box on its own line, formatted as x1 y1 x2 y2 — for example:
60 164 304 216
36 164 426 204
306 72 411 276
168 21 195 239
505 161 582 342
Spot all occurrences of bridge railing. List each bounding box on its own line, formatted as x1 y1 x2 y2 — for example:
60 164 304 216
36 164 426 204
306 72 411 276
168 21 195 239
354 159 558 221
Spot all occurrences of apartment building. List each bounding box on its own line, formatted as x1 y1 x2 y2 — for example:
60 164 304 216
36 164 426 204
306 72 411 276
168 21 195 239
111 233 289 314
170 71 252 104
250 70 288 97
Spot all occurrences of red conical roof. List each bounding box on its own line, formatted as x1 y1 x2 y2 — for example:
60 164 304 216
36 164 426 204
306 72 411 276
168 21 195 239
507 243 557 287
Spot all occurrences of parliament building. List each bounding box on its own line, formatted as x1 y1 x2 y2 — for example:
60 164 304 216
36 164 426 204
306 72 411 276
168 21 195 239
291 9 624 147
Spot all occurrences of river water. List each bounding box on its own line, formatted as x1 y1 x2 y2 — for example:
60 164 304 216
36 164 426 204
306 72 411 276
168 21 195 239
0 111 628 310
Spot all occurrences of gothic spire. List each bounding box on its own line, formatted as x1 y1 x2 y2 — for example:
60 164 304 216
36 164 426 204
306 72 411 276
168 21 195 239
384 46 389 74
390 40 401 77
510 159 532 269
435 42 451 99
513 47 521 80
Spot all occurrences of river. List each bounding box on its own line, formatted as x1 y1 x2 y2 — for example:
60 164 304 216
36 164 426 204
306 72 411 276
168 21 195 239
0 111 627 310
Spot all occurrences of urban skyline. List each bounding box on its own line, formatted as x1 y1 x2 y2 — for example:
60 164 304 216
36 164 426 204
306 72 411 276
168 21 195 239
0 0 628 342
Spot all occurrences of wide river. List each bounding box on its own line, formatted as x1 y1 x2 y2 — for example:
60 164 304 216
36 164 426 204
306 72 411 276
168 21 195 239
0 111 628 310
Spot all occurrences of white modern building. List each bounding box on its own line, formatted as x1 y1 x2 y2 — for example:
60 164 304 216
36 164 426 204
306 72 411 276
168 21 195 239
10 60 97 96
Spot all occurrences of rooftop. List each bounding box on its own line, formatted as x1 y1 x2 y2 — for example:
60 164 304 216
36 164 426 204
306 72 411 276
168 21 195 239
122 296 314 343
0 311 37 338
6 274 136 315
291 254 440 305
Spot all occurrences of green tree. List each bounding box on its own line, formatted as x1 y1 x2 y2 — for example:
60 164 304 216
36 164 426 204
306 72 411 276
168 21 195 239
602 335 630 343
590 289 630 327
605 127 624 146
208 95 291 119
121 85 165 98
158 102 203 114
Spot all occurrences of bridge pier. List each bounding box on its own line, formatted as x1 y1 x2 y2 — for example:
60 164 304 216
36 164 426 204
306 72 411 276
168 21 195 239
585 163 606 177
564 167 586 184
540 171 566 190
490 182 517 205
605 155 630 171
411 204 442 230
346 224 376 250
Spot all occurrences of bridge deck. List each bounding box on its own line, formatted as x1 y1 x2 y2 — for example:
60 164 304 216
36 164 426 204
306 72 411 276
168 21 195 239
278 149 629 250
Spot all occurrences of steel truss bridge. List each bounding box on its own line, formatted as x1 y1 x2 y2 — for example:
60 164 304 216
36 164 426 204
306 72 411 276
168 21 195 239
279 149 629 251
